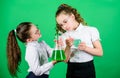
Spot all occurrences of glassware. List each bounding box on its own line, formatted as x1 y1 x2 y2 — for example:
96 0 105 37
51 32 66 61
73 39 81 47
52 49 66 61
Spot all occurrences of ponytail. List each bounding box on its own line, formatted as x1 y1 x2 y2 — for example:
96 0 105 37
7 30 21 77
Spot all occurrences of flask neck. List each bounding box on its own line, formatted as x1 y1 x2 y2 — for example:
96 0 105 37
54 32 62 50
55 41 63 50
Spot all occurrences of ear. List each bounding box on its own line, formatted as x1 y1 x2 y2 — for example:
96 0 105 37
26 38 32 42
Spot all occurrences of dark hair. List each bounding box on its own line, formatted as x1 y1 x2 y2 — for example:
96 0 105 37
7 22 32 77
56 4 87 33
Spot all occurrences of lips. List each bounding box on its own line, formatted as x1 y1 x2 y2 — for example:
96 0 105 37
66 27 70 30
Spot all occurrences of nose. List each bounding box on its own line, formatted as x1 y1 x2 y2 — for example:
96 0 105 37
63 25 70 30
62 24 67 28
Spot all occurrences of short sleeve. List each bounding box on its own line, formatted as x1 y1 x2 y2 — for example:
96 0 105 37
90 27 101 42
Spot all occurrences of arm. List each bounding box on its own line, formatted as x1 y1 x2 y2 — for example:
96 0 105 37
64 45 71 62
78 40 103 56
25 46 55 76
40 41 53 57
64 37 73 62
82 27 103 56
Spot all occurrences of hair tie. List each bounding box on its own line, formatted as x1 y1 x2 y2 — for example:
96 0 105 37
14 29 16 33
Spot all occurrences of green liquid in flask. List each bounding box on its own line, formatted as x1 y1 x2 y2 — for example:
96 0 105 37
52 50 66 61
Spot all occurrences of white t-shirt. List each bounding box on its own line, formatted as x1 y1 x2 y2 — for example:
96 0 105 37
60 23 100 63
25 41 53 76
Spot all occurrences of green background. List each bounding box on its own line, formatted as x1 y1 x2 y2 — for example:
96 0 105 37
0 0 120 78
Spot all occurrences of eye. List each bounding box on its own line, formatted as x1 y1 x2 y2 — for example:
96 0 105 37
59 24 63 27
63 20 67 23
35 29 38 34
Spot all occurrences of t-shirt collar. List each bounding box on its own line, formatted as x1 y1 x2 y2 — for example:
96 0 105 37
75 23 84 32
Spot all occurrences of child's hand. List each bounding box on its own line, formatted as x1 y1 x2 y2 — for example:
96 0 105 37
52 61 57 65
66 37 74 47
52 60 63 65
54 37 64 46
52 60 61 64
78 42 86 51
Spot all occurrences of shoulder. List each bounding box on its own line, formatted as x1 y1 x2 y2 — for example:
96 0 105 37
38 40 49 46
83 25 99 33
26 45 38 57
39 40 46 44
26 44 36 52
39 40 49 45
84 25 97 30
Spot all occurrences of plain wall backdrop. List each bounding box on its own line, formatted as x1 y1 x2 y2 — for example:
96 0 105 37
0 0 120 78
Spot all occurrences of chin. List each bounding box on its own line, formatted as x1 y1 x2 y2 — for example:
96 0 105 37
67 29 72 31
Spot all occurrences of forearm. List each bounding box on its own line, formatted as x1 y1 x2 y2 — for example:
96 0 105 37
64 46 71 62
84 46 103 56
29 62 54 76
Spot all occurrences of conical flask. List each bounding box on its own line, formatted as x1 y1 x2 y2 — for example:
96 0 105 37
51 33 66 61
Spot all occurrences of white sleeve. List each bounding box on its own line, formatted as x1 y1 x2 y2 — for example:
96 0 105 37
59 33 69 49
40 41 53 57
25 46 53 76
90 27 101 42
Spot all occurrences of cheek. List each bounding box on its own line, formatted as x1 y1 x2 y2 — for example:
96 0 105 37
33 35 39 38
66 23 72 29
69 21 73 26
69 22 74 28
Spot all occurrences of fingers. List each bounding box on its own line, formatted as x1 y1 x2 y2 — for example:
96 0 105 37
65 36 74 47
58 38 64 46
54 37 64 46
66 39 73 47
68 36 74 41
78 42 86 50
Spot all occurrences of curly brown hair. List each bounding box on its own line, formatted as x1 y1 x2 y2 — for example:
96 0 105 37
56 4 87 33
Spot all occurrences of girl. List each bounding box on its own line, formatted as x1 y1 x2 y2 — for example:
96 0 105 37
7 22 57 78
55 4 103 78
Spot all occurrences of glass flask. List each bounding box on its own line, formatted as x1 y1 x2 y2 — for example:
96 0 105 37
51 32 66 61
73 39 81 48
